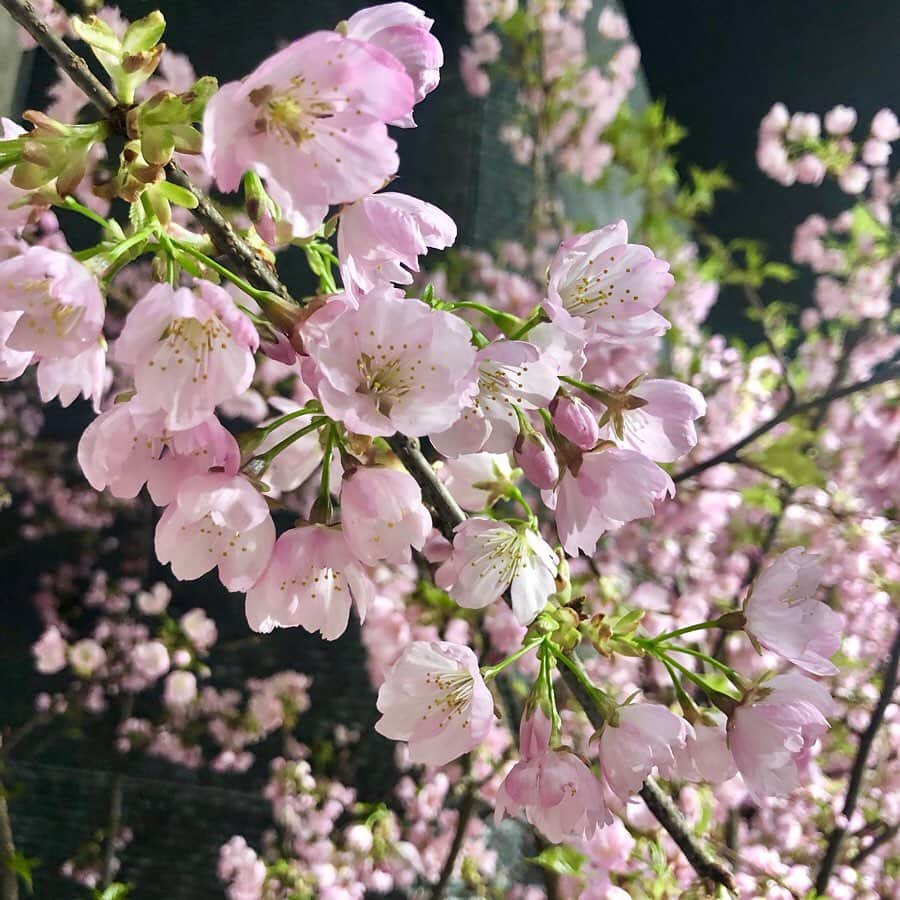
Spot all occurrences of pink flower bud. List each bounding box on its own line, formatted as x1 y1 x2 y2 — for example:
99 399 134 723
552 395 599 449
514 431 559 489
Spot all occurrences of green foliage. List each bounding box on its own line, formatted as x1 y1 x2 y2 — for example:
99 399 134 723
526 843 586 876
746 427 826 488
92 884 132 900
4 850 38 893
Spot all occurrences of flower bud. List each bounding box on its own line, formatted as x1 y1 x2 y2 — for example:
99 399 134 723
514 430 559 489
551 395 600 450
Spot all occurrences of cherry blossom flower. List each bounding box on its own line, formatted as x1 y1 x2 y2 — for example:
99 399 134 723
744 548 844 676
164 670 198 707
180 608 217 651
728 672 837 801
303 288 478 437
344 3 444 127
436 517 557 625
824 104 857 135
132 641 171 680
437 451 515 511
155 473 275 592
0 245 104 359
36 340 107 412
543 221 674 338
597 378 706 462
203 31 414 237
674 713 737 783
548 447 674 556
496 709 610 842
78 399 240 505
32 626 67 674
340 467 431 565
598 703 690 800
69 638 107 677
245 525 374 640
136 583 171 615
375 640 494 765
430 340 558 457
113 281 258 432
338 191 456 294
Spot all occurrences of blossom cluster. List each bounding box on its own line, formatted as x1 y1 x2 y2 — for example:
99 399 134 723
1 1 895 898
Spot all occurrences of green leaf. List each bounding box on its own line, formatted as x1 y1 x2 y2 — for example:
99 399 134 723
746 427 825 488
93 883 132 900
526 844 586 877
122 11 166 54
156 181 198 209
740 484 783 515
4 850 38 893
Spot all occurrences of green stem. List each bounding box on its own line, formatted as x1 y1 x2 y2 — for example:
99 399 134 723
171 238 267 303
481 637 544 681
444 300 523 336
256 403 323 441
662 645 743 682
649 620 721 645
508 307 547 340
318 425 337 521
551 647 612 714
60 195 117 232
255 417 326 467
540 643 562 741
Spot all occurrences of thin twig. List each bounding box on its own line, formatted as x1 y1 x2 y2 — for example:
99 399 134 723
428 779 476 900
814 619 900 895
848 822 899 868
673 363 899 484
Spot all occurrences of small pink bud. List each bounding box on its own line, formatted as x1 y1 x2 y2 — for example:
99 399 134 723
514 431 559 489
552 396 599 449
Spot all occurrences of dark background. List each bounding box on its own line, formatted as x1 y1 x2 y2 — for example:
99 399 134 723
3 2 899 897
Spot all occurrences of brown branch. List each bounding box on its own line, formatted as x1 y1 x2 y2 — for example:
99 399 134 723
0 0 290 299
814 618 900 895
556 656 736 893
5 2 736 892
428 778 476 900
848 822 899 868
673 363 899 484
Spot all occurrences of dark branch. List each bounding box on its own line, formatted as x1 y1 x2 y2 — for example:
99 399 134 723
428 779 476 900
674 363 899 484
1 0 290 299
814 619 900 895
557 656 736 893
0 788 18 900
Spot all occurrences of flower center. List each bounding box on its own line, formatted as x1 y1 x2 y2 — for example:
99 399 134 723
425 670 474 725
357 352 415 416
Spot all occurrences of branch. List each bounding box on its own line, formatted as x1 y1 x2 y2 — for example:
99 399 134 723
557 657 736 893
673 363 899 484
0 0 290 300
848 822 899 868
814 618 900 895
428 779 476 900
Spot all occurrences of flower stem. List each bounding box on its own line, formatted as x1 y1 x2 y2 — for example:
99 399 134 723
255 417 327 468
170 238 267 303
648 620 721 644
508 307 548 340
481 638 544 680
60 195 118 232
